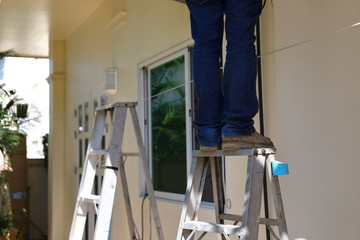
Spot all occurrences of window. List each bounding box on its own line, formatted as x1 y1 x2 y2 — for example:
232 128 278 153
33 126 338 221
139 42 220 203
140 47 192 200
149 55 188 195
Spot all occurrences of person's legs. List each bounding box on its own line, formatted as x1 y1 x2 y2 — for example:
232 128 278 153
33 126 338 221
222 0 274 149
222 0 262 138
187 0 225 148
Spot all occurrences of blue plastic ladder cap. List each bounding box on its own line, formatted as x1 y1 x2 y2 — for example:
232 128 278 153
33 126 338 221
271 160 289 176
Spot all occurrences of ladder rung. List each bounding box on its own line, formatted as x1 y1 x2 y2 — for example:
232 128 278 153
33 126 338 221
89 150 108 156
182 221 244 236
95 102 137 111
219 213 279 226
89 150 139 157
79 194 101 204
122 152 139 157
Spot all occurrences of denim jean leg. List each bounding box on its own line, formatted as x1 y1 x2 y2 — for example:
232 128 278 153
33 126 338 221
187 0 225 147
222 0 262 137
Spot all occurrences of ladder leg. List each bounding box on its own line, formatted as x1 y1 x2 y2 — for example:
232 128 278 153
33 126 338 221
119 155 139 239
241 154 266 240
130 106 164 240
266 155 289 240
209 157 227 240
94 107 127 240
177 157 209 240
69 110 107 240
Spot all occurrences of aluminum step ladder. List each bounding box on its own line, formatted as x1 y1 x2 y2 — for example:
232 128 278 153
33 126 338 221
176 148 289 240
69 102 164 240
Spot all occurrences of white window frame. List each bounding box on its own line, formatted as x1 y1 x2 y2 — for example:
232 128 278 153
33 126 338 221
137 39 194 201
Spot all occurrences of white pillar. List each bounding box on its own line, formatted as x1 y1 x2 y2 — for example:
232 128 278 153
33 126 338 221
47 40 66 240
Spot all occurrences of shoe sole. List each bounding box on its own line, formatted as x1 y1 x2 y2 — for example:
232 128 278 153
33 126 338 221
199 146 218 152
222 142 274 151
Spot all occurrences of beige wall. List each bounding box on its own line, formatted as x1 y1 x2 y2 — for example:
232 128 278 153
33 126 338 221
63 0 195 239
64 0 113 238
54 0 360 239
270 0 360 239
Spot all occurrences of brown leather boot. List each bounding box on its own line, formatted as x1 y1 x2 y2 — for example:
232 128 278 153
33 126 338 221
199 145 218 152
222 131 274 151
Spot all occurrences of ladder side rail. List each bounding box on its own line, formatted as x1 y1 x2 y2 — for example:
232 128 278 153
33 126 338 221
209 157 226 223
69 142 93 240
90 110 108 150
241 154 266 240
177 157 209 240
129 106 165 240
187 158 209 222
69 110 107 240
266 155 289 240
81 110 107 195
93 106 127 239
118 154 139 239
209 157 227 240
176 157 208 240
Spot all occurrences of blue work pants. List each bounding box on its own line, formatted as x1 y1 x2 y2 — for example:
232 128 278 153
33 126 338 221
187 0 262 147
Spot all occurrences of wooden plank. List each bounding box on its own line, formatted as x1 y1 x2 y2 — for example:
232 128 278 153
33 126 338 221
192 148 276 158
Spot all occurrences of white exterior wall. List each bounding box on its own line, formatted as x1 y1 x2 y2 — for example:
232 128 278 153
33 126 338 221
270 0 360 239
57 0 360 239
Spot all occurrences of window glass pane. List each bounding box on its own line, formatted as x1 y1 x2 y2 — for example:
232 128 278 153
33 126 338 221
85 138 89 155
100 95 107 106
79 139 83 168
84 102 89 132
78 105 83 132
93 99 99 116
150 55 187 194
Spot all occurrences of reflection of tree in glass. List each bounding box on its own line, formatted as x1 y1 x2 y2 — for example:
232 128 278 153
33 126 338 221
150 56 186 193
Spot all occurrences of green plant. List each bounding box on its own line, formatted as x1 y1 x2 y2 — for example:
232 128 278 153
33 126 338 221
0 211 23 239
0 51 39 239
42 133 48 169
0 84 21 157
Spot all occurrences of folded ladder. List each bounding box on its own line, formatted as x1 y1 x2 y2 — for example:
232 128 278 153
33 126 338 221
69 102 164 240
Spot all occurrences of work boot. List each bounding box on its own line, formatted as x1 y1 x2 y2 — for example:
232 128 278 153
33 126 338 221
222 131 274 151
199 145 218 152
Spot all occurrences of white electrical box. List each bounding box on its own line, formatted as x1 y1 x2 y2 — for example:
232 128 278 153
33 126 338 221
104 67 118 95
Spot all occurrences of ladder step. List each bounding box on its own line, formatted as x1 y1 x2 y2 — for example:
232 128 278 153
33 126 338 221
79 194 101 204
89 150 108 156
89 150 139 157
182 221 244 236
219 213 279 226
95 102 137 111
